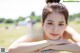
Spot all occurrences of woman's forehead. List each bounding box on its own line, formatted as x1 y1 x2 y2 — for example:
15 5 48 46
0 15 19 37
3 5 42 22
46 12 65 22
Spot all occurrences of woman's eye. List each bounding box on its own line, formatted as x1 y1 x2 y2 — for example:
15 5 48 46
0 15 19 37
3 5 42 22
47 23 53 25
59 24 64 26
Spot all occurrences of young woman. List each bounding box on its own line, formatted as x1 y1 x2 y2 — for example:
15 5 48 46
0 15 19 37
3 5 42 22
8 0 80 53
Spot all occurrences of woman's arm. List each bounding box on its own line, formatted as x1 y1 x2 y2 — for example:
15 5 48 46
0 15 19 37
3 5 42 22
40 26 80 52
39 43 80 52
64 26 80 52
8 35 70 53
45 26 80 52
33 39 72 53
54 43 80 52
8 40 51 53
8 35 50 53
65 26 80 42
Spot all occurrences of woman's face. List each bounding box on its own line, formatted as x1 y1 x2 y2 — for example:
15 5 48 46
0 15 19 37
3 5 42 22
43 12 66 40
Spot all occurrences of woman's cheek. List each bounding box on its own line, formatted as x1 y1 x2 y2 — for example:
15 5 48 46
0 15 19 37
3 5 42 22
46 25 51 31
44 25 51 33
59 27 65 34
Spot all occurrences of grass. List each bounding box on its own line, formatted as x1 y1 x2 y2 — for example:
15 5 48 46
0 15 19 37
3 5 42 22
0 21 80 53
69 21 80 33
0 26 27 48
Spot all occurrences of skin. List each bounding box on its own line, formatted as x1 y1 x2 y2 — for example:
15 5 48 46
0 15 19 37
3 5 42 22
8 12 80 53
35 12 80 53
43 12 66 40
36 12 80 53
36 12 68 53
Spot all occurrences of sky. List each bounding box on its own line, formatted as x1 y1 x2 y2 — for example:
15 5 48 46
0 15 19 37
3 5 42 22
0 0 80 19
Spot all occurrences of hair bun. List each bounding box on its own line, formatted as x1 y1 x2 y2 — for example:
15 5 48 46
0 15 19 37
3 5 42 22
46 0 60 3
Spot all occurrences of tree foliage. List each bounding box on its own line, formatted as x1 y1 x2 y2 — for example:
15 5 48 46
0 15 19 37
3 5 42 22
69 13 80 21
0 18 5 23
5 19 14 23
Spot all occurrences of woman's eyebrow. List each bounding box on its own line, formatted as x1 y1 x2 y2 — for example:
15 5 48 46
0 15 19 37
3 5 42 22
47 20 65 23
47 20 54 22
59 21 65 23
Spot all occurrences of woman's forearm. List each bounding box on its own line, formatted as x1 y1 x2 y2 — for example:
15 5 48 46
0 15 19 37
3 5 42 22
52 43 80 52
8 40 50 53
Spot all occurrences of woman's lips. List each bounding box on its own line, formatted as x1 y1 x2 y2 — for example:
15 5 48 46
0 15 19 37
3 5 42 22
50 33 59 36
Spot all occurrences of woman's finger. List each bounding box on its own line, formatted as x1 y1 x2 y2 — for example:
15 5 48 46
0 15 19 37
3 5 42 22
50 39 71 45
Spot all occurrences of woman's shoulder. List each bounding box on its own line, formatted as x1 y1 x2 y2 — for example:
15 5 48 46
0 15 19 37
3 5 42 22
14 34 44 43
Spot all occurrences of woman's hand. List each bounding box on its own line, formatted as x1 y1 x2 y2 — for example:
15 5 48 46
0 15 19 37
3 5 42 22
35 39 71 52
48 39 71 45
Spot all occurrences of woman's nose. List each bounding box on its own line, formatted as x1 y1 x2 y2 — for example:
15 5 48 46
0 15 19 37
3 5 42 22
52 26 58 32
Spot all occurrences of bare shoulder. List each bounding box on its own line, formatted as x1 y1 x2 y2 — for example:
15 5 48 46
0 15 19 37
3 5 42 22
8 34 41 48
14 34 44 43
64 26 80 42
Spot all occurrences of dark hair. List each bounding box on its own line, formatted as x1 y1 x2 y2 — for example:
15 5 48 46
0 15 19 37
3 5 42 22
42 0 69 24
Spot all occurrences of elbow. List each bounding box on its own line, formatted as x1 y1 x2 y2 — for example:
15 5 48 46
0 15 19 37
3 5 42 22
8 47 20 53
8 48 15 53
8 46 28 53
